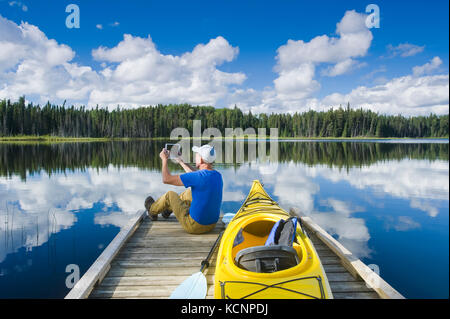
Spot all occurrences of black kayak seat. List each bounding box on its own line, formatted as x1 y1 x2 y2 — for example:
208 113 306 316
235 245 300 273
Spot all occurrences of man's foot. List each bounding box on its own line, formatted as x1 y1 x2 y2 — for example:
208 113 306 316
161 210 172 219
144 196 158 221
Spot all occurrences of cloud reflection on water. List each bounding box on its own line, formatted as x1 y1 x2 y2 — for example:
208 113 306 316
0 157 448 263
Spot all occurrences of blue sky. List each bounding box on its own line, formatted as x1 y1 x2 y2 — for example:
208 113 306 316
0 0 448 115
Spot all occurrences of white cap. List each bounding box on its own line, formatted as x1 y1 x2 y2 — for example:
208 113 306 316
192 144 216 163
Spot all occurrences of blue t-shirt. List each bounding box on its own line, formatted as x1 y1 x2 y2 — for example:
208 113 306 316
180 169 223 225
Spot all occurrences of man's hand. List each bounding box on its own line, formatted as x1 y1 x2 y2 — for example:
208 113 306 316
160 148 169 161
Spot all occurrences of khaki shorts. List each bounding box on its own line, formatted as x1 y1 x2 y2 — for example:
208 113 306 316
149 188 216 234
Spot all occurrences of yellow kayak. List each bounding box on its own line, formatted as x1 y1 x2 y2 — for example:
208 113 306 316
214 180 333 299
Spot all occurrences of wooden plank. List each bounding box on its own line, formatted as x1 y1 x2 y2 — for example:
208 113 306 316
330 281 375 293
119 246 214 254
322 264 351 273
128 235 221 243
301 216 405 299
99 275 216 286
123 241 223 248
312 244 332 251
135 218 220 229
111 259 217 268
130 230 222 238
141 217 179 223
105 266 215 277
319 256 342 265
90 283 215 299
314 244 330 252
139 223 223 229
133 227 223 237
116 252 216 259
114 256 218 263
333 292 380 299
65 210 147 299
311 249 336 257
139 223 183 228
326 272 358 282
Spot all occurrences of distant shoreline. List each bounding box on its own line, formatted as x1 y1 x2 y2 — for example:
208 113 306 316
0 135 448 143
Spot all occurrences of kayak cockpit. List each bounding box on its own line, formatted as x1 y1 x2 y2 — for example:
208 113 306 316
231 219 304 273
235 245 300 273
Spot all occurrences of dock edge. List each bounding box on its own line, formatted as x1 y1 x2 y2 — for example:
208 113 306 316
65 210 148 299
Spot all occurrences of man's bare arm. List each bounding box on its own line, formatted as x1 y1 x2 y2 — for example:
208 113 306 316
160 149 184 186
176 157 197 173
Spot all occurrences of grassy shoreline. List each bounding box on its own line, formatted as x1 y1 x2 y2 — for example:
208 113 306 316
0 135 448 143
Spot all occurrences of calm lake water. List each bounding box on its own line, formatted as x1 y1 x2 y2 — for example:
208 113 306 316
0 139 448 298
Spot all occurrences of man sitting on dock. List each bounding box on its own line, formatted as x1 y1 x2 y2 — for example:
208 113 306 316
145 144 223 234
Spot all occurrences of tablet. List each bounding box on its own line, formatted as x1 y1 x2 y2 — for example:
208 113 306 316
165 143 181 159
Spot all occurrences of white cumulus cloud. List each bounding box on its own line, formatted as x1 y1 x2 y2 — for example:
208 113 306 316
0 15 100 104
412 56 443 76
315 72 449 116
271 10 373 107
0 15 245 108
89 34 245 107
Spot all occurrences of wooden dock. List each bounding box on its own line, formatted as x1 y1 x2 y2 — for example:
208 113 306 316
66 211 404 299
